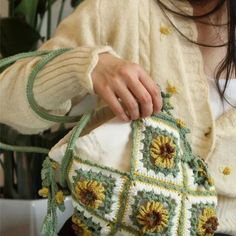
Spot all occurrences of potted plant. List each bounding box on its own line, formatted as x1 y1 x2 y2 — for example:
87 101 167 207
0 0 83 235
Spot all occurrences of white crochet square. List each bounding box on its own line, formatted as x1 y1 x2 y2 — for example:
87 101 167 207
132 117 183 186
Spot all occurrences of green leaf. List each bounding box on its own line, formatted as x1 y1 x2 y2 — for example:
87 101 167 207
0 17 41 57
14 0 39 27
71 0 84 8
37 0 48 17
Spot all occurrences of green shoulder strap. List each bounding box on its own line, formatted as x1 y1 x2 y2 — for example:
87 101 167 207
40 111 93 236
0 48 83 123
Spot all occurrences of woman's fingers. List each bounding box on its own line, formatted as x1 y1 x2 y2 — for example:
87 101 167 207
99 86 129 121
138 69 163 114
115 83 140 120
125 77 153 118
92 53 163 121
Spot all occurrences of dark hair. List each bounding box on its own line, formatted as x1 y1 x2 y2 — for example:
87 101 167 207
156 0 236 107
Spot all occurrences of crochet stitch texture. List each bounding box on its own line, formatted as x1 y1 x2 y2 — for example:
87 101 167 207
43 108 218 236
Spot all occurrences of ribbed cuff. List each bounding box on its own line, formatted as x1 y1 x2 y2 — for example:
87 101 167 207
33 46 117 111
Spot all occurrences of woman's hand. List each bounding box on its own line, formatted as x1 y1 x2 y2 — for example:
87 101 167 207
92 53 162 121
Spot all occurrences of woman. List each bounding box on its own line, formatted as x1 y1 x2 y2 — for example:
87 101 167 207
0 0 235 235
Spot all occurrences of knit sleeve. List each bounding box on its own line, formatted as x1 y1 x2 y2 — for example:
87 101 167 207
0 0 117 134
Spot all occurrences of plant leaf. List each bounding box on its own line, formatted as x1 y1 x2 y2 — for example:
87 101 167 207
0 17 41 57
71 0 84 8
37 0 48 17
14 0 39 27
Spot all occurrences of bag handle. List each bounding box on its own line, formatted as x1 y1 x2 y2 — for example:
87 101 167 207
0 50 50 71
0 48 83 123
38 112 93 236
26 48 86 123
59 111 93 186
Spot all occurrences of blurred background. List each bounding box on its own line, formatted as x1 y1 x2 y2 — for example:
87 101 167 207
0 1 83 235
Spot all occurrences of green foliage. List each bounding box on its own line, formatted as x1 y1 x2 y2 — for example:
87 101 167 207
0 0 84 199
14 0 39 27
0 0 44 57
0 18 41 57
71 0 84 8
0 123 69 199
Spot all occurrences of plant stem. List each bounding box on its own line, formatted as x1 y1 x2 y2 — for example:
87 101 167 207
47 0 52 39
57 0 66 26
0 142 49 154
0 157 4 169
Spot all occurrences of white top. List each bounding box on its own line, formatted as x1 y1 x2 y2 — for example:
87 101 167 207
207 78 236 119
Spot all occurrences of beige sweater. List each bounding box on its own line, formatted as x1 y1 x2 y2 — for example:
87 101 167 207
0 0 235 233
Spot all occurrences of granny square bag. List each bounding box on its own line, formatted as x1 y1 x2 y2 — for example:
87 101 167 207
41 99 218 236
0 49 218 236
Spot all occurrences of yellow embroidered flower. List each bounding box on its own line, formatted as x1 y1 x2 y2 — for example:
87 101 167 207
137 201 169 233
160 25 172 35
38 187 49 198
55 190 64 204
150 135 176 169
176 119 185 129
197 208 218 236
222 166 231 176
71 215 92 236
75 180 105 209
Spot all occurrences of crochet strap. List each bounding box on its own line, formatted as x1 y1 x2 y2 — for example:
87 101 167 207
0 51 50 72
60 111 93 187
26 48 84 123
0 48 83 123
40 112 93 236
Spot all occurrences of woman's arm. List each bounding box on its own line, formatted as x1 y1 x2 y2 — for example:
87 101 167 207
0 0 114 134
0 0 162 134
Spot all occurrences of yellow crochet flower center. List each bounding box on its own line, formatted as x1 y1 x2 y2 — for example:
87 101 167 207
51 161 59 170
197 161 208 177
38 187 49 198
55 190 64 204
166 84 177 94
75 180 105 209
72 215 92 236
197 208 219 236
166 80 178 95
176 119 185 129
207 177 214 186
150 135 176 169
137 201 169 233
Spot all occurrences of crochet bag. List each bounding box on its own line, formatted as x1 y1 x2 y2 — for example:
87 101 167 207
44 111 219 236
0 49 218 236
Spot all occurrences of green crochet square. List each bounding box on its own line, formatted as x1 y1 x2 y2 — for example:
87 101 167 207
72 209 102 236
189 203 218 236
139 124 181 177
72 168 117 217
129 190 177 235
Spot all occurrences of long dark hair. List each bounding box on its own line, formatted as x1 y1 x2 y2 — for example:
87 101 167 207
156 0 236 107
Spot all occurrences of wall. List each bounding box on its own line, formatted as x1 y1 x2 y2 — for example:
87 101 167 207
0 0 9 17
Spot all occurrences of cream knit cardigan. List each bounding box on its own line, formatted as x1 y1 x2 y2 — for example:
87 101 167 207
0 0 235 234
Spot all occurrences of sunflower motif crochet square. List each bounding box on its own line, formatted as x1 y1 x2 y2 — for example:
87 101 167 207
64 113 218 236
